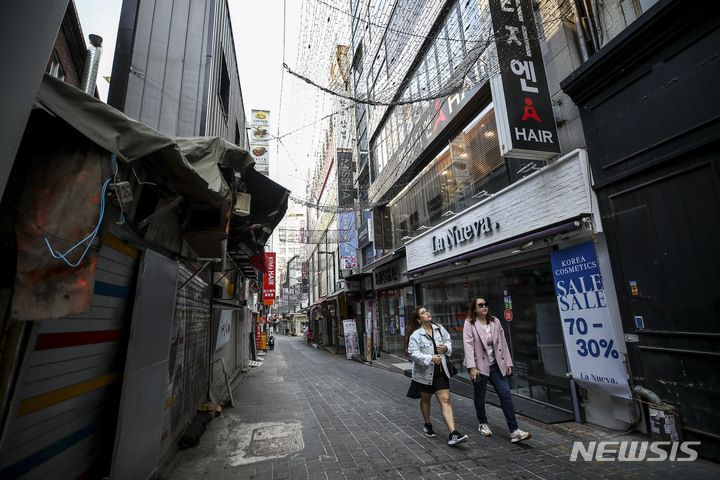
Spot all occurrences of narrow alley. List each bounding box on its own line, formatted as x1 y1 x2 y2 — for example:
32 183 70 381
160 336 720 479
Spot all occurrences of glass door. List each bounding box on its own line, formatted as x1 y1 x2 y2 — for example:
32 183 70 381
467 263 572 412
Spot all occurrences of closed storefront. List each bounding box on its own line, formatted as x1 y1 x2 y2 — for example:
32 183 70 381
0 228 139 479
373 257 414 358
158 248 212 467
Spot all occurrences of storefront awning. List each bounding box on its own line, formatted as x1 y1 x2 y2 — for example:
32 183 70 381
311 297 327 307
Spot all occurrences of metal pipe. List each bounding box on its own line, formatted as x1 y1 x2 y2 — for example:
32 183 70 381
80 34 103 95
638 345 720 357
632 385 663 406
571 0 590 61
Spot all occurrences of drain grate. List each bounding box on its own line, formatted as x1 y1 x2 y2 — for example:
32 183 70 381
248 424 303 456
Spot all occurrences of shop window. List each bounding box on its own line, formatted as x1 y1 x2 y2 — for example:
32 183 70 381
48 53 65 81
426 193 443 223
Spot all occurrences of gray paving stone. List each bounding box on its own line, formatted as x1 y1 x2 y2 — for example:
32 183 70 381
161 336 720 480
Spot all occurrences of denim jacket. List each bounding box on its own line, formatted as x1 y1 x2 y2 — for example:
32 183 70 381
408 323 453 385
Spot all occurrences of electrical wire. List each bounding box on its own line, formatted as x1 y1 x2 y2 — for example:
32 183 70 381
44 178 111 267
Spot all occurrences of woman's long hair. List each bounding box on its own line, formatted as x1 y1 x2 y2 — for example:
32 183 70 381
404 306 438 343
405 306 424 343
467 297 491 324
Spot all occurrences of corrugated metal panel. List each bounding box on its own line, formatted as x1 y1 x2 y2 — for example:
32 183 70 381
0 229 139 479
123 0 214 138
204 0 246 146
158 247 211 466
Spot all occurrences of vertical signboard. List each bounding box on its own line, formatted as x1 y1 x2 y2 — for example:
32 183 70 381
337 150 354 207
551 241 631 398
250 109 270 176
488 0 560 160
263 252 276 303
339 212 357 269
334 98 352 150
343 319 360 359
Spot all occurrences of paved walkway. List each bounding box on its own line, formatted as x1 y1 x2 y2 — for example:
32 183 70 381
160 335 720 479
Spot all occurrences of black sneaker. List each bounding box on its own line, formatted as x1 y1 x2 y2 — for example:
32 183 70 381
423 423 437 438
448 430 468 446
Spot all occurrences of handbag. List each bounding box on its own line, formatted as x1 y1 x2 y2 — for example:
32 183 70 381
406 380 421 399
446 356 458 377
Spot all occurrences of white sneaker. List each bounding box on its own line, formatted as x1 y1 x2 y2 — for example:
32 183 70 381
478 423 492 436
510 429 531 443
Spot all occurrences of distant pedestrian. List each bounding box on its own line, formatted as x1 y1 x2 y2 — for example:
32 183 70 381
463 297 531 443
307 328 313 346
406 306 468 446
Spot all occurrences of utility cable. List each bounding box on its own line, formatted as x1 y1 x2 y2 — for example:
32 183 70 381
44 177 111 267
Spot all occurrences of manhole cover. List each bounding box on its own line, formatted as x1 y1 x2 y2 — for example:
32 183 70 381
248 424 303 456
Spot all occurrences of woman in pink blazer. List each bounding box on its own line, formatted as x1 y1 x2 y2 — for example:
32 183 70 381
463 297 531 443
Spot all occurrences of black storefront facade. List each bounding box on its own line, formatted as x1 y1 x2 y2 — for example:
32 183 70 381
561 0 720 461
371 254 414 359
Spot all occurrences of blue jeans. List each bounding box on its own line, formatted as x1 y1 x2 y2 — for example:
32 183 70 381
473 363 518 432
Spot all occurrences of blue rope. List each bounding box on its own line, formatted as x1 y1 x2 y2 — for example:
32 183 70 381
44 178 111 267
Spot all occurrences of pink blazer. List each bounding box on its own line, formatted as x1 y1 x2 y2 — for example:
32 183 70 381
462 316 513 377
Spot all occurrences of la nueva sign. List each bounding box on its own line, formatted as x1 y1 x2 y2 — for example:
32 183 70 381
431 216 499 253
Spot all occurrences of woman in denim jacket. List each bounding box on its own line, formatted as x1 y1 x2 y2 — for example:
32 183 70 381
406 306 468 446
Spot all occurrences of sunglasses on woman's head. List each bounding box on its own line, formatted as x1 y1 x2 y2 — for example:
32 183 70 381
477 303 488 308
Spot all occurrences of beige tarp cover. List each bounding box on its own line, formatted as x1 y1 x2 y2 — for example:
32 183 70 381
35 73 254 204
10 74 285 321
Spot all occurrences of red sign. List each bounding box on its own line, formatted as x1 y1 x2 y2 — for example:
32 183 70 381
255 325 262 349
504 309 513 322
263 252 276 300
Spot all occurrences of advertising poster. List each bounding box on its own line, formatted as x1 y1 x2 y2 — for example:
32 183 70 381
343 319 360 359
339 212 357 269
251 109 269 126
550 241 631 398
250 109 270 176
216 309 232 350
250 144 269 167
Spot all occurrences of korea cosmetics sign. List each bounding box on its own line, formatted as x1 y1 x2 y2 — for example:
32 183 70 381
551 241 631 398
